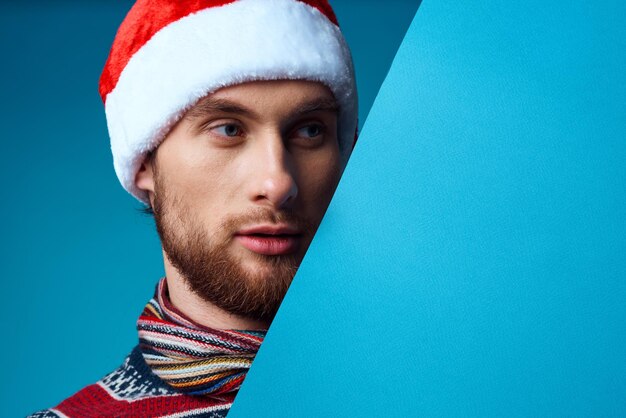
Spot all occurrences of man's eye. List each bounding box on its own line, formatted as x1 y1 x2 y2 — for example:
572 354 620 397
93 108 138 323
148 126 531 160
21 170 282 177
295 124 325 139
212 123 243 137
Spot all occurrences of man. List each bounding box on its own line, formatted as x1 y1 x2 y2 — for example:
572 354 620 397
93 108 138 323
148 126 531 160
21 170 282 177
30 0 357 416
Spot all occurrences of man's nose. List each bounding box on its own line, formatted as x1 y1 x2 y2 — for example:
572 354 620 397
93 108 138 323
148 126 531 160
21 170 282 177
248 135 298 209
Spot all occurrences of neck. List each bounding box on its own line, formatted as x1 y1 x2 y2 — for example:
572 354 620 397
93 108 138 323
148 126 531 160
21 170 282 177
162 250 270 330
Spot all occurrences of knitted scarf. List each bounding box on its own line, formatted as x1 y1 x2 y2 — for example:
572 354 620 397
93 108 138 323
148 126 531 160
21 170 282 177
137 278 267 396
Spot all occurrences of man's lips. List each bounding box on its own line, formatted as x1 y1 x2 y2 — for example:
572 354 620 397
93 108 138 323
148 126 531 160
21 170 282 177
234 224 302 255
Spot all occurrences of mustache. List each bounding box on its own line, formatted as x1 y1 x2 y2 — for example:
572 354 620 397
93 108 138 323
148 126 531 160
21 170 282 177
220 208 316 234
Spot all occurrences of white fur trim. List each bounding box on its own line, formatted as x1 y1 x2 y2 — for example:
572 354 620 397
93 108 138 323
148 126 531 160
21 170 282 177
105 0 357 203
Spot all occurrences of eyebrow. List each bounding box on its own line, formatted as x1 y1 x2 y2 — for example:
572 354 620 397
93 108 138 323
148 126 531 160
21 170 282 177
185 96 339 121
185 98 257 120
292 98 339 116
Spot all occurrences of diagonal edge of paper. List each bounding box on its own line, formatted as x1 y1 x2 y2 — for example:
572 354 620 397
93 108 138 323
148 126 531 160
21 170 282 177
227 4 425 418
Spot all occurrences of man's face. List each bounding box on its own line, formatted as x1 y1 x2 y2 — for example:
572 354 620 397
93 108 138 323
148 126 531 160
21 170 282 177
141 80 342 322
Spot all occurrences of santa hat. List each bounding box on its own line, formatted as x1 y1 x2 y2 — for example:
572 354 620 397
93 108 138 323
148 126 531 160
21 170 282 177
100 0 358 203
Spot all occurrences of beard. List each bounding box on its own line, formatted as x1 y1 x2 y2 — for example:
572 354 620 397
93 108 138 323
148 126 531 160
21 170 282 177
151 169 315 324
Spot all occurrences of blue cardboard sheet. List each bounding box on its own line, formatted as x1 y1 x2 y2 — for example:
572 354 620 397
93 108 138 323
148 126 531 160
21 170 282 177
230 1 626 416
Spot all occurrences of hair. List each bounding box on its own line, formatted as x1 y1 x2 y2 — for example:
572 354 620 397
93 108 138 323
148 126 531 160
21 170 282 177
139 205 154 216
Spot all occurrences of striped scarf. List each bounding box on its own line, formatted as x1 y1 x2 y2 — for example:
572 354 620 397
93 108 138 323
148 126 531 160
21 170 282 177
137 278 267 396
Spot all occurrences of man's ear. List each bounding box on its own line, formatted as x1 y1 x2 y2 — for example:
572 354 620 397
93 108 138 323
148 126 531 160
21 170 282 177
135 155 156 197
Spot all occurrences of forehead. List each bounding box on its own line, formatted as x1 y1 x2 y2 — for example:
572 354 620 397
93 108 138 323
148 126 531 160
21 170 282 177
185 80 338 121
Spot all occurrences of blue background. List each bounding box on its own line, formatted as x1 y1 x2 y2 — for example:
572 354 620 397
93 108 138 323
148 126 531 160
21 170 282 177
0 1 419 416
231 0 626 416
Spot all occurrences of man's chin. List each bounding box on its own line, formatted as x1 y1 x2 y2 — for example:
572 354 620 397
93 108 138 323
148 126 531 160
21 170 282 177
194 254 298 322
237 254 300 279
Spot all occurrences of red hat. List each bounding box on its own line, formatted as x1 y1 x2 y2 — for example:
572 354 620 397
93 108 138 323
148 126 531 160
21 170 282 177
100 0 358 203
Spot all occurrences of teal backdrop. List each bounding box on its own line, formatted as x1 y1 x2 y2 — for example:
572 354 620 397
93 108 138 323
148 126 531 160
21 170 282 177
231 1 626 416
0 1 419 416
